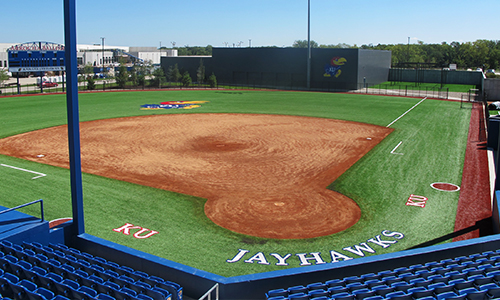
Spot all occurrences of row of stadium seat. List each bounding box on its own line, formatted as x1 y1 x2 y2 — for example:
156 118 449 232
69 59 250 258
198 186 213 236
266 249 500 300
0 240 182 300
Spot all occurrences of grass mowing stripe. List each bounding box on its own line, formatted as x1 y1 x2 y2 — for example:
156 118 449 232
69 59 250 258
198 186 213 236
0 91 470 276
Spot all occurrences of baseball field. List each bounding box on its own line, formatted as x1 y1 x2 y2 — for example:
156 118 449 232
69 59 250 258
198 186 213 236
0 90 471 277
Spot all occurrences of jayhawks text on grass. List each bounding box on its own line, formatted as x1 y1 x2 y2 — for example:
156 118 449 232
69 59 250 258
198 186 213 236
226 230 404 266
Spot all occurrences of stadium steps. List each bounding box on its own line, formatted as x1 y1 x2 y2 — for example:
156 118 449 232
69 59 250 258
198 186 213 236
265 250 500 300
0 240 183 300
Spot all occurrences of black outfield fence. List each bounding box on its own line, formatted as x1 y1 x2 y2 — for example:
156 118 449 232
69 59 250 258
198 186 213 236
1 79 474 101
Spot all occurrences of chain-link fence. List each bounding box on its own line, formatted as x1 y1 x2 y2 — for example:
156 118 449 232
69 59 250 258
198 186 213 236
2 79 473 101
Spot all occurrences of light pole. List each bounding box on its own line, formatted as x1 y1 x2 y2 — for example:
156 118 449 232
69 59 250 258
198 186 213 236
101 37 105 90
307 0 311 89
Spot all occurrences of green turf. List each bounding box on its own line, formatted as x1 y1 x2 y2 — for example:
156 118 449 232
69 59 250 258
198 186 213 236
0 90 470 277
371 81 476 93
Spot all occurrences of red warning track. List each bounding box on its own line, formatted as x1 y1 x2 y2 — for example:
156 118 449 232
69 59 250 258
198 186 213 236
453 102 492 241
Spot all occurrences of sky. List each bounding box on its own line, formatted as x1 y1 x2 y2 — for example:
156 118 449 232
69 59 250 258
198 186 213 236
1 0 499 48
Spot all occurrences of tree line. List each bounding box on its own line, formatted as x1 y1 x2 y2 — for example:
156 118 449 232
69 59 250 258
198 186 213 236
292 39 500 71
167 40 500 71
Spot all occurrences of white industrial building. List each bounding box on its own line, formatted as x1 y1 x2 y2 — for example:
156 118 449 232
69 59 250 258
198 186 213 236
0 42 178 70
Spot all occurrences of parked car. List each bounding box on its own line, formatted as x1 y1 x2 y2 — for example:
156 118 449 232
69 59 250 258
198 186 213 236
38 81 59 87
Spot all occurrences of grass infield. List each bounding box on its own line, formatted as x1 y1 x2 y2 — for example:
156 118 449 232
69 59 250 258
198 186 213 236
0 90 470 277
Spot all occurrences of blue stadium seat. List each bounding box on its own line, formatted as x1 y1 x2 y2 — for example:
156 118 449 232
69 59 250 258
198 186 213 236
390 282 413 293
363 296 384 300
306 282 327 291
409 288 435 299
307 289 329 298
309 297 329 300
266 289 288 298
288 292 308 300
397 272 418 283
364 280 383 288
0 276 14 299
325 279 344 288
1 241 182 300
435 291 458 300
428 274 449 284
360 273 379 281
429 283 454 295
384 291 408 299
328 286 349 294
381 275 400 285
96 294 116 300
330 293 354 300
144 287 170 300
488 287 500 299
344 276 363 284
78 285 98 298
346 282 366 292
34 287 54 300
352 290 375 299
137 294 155 300
288 285 308 294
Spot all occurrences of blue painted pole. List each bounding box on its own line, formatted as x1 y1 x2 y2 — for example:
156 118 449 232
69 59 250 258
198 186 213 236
63 0 85 235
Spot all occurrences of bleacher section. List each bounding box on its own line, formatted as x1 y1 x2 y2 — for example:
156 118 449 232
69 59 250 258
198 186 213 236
265 249 500 300
0 240 182 300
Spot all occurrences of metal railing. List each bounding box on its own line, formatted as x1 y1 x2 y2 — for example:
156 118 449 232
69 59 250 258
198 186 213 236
198 283 219 300
0 199 45 222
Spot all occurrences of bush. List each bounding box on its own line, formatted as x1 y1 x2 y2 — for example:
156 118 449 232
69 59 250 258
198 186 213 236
486 72 497 78
87 76 96 90
208 73 217 88
181 72 192 87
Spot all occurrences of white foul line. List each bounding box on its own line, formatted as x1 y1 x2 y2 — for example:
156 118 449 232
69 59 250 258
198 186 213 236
386 97 427 128
1 164 47 179
390 141 404 155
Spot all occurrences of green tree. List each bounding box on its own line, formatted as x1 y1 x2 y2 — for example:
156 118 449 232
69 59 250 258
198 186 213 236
181 71 192 87
87 76 95 90
115 63 129 89
83 63 94 88
197 59 205 84
166 65 173 82
171 64 181 83
150 67 166 88
0 69 10 88
207 73 217 88
292 40 319 48
129 65 138 86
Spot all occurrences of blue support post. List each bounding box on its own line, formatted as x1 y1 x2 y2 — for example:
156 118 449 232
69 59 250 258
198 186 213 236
64 0 85 235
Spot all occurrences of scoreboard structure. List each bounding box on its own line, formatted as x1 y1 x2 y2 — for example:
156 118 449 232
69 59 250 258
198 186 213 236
8 41 66 73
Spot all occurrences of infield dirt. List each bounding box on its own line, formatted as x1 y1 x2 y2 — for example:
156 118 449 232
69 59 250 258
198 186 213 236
0 113 393 239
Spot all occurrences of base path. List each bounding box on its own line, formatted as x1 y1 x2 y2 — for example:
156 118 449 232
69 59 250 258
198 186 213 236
0 114 393 239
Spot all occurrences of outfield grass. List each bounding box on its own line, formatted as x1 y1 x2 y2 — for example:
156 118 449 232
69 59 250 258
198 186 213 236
0 90 470 277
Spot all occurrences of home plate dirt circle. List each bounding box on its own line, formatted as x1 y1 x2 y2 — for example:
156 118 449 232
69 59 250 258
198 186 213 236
0 113 393 239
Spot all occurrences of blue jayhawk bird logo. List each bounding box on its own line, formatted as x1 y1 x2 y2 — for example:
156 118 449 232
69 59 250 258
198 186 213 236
324 57 347 78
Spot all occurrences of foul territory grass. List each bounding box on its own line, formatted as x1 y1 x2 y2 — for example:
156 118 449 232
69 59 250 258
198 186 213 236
0 90 470 277
372 81 476 93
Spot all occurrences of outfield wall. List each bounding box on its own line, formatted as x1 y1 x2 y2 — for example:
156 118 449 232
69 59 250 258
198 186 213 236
161 48 391 91
388 69 484 86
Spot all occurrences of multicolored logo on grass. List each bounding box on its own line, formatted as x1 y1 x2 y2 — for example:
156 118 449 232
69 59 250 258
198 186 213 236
140 101 208 110
324 56 347 78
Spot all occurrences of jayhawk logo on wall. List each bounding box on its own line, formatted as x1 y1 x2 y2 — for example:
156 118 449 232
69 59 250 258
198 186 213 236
324 57 347 78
